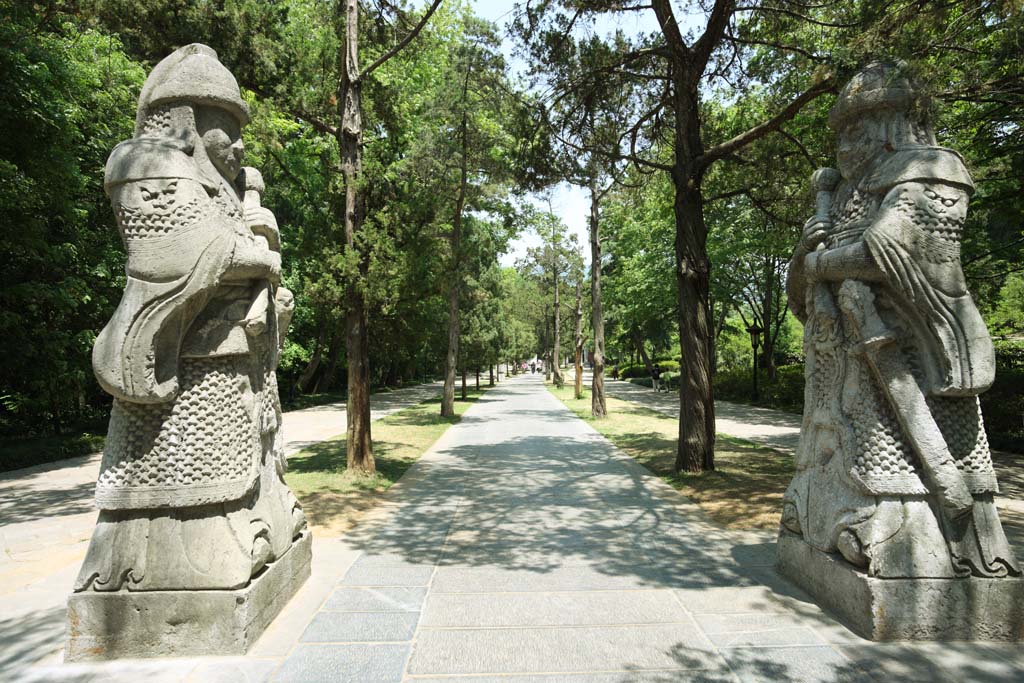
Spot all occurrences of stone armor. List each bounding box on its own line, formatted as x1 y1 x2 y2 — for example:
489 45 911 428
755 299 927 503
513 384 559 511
74 44 306 593
781 64 1018 581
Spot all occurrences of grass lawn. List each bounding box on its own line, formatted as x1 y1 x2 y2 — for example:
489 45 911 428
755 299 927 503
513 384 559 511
547 382 793 529
285 390 485 537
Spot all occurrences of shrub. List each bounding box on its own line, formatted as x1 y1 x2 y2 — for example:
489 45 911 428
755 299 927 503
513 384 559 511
713 364 804 413
619 360 680 379
994 339 1024 371
982 367 1024 452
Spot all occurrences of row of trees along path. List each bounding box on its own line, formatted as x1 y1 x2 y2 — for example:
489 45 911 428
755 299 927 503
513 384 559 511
11 2 1023 480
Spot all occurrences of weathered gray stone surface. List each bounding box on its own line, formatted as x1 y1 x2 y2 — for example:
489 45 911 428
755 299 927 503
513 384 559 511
66 531 311 660
778 531 1024 641
66 43 309 659
779 61 1021 640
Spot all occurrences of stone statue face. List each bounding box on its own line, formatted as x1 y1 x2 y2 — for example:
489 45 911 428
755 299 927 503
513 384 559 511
836 117 884 180
197 106 244 181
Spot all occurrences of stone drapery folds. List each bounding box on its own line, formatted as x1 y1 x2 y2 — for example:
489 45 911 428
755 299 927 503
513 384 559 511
74 43 307 598
781 62 1019 583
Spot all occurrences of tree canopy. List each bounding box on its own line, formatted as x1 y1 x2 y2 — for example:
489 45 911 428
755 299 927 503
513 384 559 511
1 0 1022 472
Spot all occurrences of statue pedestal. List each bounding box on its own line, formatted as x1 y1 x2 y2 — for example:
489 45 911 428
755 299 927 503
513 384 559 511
65 530 311 661
777 530 1024 641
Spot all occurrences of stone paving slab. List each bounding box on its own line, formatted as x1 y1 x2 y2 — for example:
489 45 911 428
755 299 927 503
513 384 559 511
694 613 828 648
322 587 428 613
273 643 410 682
720 646 876 683
419 590 687 628
340 566 436 587
300 611 420 643
407 624 723 676
407 675 741 683
840 642 1024 683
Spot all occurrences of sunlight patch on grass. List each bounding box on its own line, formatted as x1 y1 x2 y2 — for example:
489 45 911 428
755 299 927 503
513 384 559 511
547 382 793 529
285 390 484 536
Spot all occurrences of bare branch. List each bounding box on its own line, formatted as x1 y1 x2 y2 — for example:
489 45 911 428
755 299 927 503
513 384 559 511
245 84 339 137
775 127 818 168
725 30 825 62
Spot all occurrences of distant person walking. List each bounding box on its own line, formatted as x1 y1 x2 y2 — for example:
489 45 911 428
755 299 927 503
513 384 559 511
651 366 661 392
530 361 536 374
611 364 619 380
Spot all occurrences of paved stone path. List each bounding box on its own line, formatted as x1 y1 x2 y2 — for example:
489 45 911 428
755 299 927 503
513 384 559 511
1 381 441 681
16 374 1024 681
596 371 1024 548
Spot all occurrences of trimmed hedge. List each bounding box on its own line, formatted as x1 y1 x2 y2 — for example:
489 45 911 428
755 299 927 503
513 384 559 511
714 364 805 414
618 360 680 379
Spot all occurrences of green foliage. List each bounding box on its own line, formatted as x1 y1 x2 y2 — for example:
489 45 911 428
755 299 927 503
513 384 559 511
987 274 1024 335
0 431 105 473
715 365 807 415
994 339 1024 371
618 360 679 380
0 5 144 436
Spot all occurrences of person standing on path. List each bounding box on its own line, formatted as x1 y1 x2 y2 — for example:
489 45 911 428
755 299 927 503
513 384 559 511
651 366 661 392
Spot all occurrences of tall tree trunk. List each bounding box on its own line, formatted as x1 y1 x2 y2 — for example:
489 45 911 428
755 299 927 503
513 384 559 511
489 365 495 386
461 367 467 400
544 304 552 381
636 334 655 377
475 368 480 391
552 247 563 388
440 68 471 417
762 256 778 380
441 278 460 416
589 183 607 417
672 70 715 474
298 320 328 393
574 276 583 399
338 0 374 473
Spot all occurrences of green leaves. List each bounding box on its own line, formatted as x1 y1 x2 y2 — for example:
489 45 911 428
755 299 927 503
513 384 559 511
0 7 142 435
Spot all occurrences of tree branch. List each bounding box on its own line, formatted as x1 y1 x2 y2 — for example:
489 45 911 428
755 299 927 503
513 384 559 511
699 73 834 169
725 31 825 63
246 84 339 137
651 0 687 56
693 0 736 77
734 4 862 28
362 0 443 78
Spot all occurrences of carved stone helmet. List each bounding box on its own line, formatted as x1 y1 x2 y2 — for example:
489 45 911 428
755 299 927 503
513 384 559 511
828 61 928 130
134 43 250 135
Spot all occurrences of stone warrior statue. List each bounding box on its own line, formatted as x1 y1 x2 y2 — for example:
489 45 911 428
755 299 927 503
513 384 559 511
68 45 309 658
781 62 1019 582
